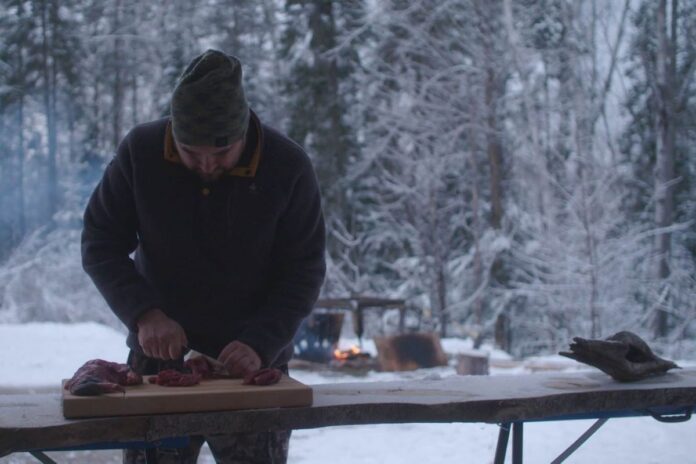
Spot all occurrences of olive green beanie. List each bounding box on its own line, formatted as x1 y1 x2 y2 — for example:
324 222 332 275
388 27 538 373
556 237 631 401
170 49 250 147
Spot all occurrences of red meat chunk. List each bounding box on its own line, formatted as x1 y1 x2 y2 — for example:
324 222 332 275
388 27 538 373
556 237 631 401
184 356 229 379
65 359 143 396
242 368 283 386
148 369 202 386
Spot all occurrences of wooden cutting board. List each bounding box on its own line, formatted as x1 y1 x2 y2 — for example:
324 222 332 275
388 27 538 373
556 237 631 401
62 375 312 419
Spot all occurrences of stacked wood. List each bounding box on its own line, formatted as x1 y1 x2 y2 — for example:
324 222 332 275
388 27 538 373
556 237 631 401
374 332 448 371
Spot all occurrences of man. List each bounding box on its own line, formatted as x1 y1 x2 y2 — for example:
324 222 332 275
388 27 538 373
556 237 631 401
82 49 326 463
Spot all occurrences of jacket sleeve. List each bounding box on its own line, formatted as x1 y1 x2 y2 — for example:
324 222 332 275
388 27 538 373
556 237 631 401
81 134 161 332
237 158 326 366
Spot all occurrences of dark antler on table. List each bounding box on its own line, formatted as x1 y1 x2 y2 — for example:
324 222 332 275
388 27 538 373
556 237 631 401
559 331 680 382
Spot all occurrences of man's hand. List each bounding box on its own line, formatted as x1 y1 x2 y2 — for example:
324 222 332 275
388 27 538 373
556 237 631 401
136 308 188 360
217 341 261 377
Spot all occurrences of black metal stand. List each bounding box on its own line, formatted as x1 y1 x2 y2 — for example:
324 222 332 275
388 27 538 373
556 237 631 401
29 451 58 464
494 423 511 464
494 409 694 464
512 422 523 463
494 422 523 463
22 406 696 464
551 418 608 464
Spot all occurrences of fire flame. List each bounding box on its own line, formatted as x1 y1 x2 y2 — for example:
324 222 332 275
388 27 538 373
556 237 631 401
334 345 362 360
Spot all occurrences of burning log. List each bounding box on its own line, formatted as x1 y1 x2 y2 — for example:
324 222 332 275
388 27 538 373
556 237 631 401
333 345 367 361
330 345 378 372
374 332 448 371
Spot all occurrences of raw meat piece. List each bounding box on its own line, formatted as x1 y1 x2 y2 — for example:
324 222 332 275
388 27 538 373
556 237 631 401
243 368 283 386
184 355 230 379
65 359 142 396
184 356 212 377
149 369 202 386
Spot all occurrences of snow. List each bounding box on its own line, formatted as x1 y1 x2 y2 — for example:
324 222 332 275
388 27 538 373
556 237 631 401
2 322 696 463
0 322 128 388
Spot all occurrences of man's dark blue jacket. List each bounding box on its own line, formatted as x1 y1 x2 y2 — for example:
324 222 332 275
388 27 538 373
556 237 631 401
82 112 326 367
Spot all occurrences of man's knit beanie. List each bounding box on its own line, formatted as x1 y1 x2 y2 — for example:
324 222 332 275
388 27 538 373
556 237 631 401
171 49 250 147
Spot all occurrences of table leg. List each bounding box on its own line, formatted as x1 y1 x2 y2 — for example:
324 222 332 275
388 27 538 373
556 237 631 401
494 423 511 464
512 422 523 464
551 418 608 464
29 451 58 464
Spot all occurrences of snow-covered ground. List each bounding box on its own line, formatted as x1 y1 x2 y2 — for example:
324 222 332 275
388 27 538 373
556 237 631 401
1 322 695 463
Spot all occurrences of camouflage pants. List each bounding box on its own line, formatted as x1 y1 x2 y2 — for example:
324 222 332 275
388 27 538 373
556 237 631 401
123 351 291 464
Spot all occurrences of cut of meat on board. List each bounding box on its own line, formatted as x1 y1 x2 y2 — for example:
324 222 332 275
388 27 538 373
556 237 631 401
148 369 202 386
183 355 282 385
144 355 230 386
64 359 142 396
65 357 284 395
184 356 229 379
243 368 283 386
148 364 283 387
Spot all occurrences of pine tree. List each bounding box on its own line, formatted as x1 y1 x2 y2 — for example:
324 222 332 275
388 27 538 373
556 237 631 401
354 0 484 337
0 0 32 260
280 0 364 294
621 0 696 338
501 0 652 354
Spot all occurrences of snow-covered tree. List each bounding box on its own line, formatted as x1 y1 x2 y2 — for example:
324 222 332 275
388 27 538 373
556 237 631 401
621 0 696 338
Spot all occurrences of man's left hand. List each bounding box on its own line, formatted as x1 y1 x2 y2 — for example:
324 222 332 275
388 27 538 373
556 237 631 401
217 341 261 377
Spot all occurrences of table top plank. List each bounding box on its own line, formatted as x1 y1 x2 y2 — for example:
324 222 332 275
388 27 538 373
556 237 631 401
2 369 696 457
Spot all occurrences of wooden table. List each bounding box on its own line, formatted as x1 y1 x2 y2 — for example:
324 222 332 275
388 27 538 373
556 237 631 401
2 369 696 463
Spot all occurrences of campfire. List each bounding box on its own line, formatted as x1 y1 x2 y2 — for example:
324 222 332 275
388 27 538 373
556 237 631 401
330 345 375 371
333 345 368 361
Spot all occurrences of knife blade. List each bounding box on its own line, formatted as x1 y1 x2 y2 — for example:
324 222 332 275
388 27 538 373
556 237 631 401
186 350 231 376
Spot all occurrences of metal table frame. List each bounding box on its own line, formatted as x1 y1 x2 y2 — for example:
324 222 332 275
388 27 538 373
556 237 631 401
493 405 694 464
24 405 695 464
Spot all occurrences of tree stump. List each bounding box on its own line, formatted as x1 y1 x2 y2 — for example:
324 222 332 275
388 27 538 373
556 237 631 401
455 352 489 376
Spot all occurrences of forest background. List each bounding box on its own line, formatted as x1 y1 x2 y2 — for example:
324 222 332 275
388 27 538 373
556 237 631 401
1 0 694 358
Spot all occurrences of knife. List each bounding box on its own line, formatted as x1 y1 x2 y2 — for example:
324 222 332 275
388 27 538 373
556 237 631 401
187 350 232 377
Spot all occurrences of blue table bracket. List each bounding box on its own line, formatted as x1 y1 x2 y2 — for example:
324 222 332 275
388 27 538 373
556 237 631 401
646 406 693 423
